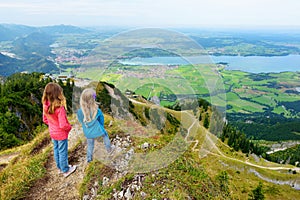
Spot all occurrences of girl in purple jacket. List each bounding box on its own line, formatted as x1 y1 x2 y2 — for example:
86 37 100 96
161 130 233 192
42 82 76 177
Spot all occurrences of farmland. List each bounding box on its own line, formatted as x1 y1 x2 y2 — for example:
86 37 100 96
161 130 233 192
75 63 300 118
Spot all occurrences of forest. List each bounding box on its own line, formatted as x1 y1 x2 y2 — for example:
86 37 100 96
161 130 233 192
220 124 269 157
228 112 300 141
266 144 300 166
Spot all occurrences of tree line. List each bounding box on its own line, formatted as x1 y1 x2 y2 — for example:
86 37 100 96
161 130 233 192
220 124 269 157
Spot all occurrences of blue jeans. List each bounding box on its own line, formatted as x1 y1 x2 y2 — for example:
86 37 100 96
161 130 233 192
87 133 111 162
52 139 69 173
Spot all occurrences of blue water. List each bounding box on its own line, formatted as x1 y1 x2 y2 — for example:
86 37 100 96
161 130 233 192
120 55 300 73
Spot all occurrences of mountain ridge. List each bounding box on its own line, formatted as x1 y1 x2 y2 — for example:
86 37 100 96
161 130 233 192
1 80 300 199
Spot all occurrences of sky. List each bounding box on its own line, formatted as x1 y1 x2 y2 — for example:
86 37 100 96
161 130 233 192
0 0 299 28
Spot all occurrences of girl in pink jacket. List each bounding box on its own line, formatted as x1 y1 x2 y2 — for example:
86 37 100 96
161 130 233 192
42 82 76 177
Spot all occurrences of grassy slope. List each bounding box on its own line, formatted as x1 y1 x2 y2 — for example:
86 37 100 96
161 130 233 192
78 100 300 199
1 98 299 199
0 131 51 199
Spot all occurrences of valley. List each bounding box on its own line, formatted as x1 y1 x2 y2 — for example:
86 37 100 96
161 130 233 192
0 24 300 199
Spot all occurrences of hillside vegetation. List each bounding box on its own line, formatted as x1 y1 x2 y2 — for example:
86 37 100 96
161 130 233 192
1 81 300 200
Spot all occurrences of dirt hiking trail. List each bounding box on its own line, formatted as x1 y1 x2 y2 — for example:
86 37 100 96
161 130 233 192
24 122 87 200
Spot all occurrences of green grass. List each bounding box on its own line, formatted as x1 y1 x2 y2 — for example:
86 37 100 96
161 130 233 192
252 96 276 107
272 105 288 115
75 67 106 80
0 132 51 200
79 161 114 199
228 98 266 113
226 92 240 101
136 154 220 199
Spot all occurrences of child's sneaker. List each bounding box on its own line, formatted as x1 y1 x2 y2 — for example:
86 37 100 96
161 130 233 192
63 165 77 178
58 165 72 174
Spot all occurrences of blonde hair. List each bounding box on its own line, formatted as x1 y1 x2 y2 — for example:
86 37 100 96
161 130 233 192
80 88 98 122
42 82 67 114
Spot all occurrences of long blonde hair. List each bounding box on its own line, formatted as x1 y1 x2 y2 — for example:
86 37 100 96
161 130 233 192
42 82 67 114
80 88 98 122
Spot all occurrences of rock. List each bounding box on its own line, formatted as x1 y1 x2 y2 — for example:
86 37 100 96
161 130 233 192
115 140 121 147
131 184 140 191
140 191 146 198
141 142 149 149
123 141 130 147
115 146 123 153
125 152 131 160
94 181 98 187
118 190 124 199
137 175 143 186
102 177 110 186
91 187 97 197
108 120 113 127
124 188 132 199
113 192 118 199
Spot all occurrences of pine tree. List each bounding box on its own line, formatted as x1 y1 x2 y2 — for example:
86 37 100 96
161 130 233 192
249 182 265 200
203 113 210 128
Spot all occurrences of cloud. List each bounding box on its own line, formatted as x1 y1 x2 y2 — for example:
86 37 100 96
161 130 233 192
0 0 299 27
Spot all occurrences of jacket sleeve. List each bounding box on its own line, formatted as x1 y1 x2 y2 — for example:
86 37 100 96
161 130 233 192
76 109 83 125
42 107 49 125
97 109 105 126
58 107 72 132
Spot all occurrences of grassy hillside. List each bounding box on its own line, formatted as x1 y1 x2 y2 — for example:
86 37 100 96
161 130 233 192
76 96 300 199
0 131 51 199
1 82 300 199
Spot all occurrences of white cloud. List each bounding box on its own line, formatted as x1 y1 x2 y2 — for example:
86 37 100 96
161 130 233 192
0 0 299 27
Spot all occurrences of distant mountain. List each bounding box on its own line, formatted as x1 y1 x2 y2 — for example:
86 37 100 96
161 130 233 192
39 24 91 35
0 24 91 76
0 24 37 41
12 32 54 57
0 24 91 42
0 53 20 76
0 53 58 76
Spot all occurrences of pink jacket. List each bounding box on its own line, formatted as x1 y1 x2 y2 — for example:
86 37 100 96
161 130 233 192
43 101 72 140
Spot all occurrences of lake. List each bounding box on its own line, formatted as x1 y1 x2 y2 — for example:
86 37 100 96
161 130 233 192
120 55 300 73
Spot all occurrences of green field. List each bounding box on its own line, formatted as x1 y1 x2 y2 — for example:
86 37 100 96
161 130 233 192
75 63 300 117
